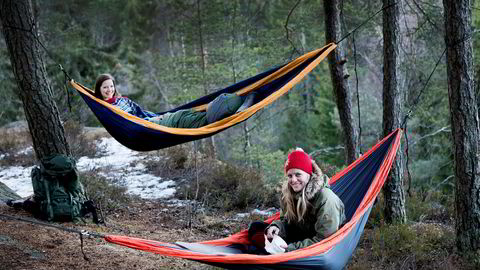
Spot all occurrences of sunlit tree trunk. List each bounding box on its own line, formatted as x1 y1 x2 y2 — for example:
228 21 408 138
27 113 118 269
382 0 406 224
0 0 71 160
323 0 358 165
443 0 480 252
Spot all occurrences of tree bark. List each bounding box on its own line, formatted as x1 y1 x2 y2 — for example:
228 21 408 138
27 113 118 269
382 0 406 224
0 0 71 161
323 0 358 165
196 0 216 158
443 0 480 252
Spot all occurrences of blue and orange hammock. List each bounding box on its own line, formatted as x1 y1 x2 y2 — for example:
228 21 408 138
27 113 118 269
70 43 337 151
101 129 402 270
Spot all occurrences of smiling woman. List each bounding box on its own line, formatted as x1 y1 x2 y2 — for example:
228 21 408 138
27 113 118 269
98 77 116 100
263 148 346 253
93 73 250 129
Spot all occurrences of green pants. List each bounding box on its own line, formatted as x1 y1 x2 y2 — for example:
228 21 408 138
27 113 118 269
149 93 244 128
148 109 207 128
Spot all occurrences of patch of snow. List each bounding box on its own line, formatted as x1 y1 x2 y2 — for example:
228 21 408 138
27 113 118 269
0 137 176 200
77 137 141 171
251 208 277 216
236 208 278 218
0 165 35 198
17 147 33 156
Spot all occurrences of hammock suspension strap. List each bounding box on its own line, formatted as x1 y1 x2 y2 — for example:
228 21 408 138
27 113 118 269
0 213 104 261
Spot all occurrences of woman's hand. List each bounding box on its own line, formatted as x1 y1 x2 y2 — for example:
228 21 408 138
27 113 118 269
266 226 280 240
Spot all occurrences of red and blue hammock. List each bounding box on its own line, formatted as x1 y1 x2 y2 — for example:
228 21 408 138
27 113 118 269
101 129 402 270
70 43 337 151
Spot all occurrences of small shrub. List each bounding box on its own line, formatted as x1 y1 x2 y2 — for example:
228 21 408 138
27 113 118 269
248 148 285 188
177 160 269 211
143 144 192 179
462 250 480 270
358 223 459 270
365 193 385 229
80 169 131 213
0 129 35 166
407 190 454 223
314 159 342 178
63 120 101 159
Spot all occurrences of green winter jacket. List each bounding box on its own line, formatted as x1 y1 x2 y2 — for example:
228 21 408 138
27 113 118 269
268 163 346 252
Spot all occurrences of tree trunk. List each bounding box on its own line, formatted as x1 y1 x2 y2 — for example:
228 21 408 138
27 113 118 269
382 0 406 224
196 0 216 158
476 66 480 119
323 0 358 165
0 0 71 160
443 0 480 252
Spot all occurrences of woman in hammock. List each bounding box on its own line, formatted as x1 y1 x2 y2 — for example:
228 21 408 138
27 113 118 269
262 148 346 253
94 74 255 128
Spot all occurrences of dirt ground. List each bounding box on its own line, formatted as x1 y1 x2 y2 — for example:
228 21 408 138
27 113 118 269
0 198 252 270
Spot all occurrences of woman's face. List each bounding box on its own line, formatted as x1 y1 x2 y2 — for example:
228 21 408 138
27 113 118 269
286 168 311 192
100 79 115 100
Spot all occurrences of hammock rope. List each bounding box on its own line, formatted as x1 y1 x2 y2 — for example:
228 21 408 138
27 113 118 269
0 213 103 261
401 47 447 196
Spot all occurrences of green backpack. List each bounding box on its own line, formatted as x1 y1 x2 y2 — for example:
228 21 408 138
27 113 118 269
31 154 89 222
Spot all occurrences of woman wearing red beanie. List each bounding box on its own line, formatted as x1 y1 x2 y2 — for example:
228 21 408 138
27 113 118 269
263 148 345 253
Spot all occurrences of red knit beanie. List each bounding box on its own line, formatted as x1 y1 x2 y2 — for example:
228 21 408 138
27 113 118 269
284 148 312 174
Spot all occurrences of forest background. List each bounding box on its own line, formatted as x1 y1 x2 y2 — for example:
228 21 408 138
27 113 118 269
0 0 479 269
1 0 476 200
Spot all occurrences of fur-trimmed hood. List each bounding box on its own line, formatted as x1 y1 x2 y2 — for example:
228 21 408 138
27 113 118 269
296 161 330 200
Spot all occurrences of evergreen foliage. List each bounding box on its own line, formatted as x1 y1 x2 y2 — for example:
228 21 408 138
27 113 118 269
0 37 21 126
0 0 467 212
279 66 345 166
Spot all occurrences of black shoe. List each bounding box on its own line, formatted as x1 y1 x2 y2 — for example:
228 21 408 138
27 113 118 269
6 199 24 209
236 92 257 113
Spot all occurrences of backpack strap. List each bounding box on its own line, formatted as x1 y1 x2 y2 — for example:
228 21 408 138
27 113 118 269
43 179 54 221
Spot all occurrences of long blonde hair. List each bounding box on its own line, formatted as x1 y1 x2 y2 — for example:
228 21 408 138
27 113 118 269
281 175 311 223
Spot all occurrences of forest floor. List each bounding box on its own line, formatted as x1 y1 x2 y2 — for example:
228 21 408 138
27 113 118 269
0 123 477 270
0 197 251 270
0 122 255 270
2 198 470 270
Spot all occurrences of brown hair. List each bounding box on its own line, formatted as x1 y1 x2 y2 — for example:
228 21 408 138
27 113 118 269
94 73 120 99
